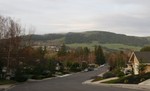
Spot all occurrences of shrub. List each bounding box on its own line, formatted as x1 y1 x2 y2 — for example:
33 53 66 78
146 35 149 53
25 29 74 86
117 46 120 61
14 68 28 82
117 71 125 77
31 75 45 80
105 72 150 84
112 68 125 77
81 62 88 70
62 71 70 74
103 72 116 78
70 62 81 72
15 75 28 82
123 79 128 83
42 70 52 77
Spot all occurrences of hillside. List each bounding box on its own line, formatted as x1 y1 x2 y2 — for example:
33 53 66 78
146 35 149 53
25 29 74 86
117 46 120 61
28 31 150 47
65 31 149 46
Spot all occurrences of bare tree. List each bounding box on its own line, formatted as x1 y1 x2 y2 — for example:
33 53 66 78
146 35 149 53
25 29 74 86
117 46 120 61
0 15 25 74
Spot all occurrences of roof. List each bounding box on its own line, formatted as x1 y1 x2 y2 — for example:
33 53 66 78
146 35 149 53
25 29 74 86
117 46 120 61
134 52 150 63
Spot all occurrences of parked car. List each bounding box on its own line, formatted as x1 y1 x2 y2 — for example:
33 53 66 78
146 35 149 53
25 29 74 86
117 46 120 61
87 64 96 71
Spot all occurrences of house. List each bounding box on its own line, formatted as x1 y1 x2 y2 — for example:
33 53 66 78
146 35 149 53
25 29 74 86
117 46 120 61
47 45 61 52
128 52 150 75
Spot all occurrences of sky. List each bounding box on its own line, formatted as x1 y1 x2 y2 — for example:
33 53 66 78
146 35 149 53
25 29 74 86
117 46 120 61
0 0 150 36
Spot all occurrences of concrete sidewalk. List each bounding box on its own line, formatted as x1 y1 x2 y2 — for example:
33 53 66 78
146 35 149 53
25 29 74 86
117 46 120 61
82 78 150 91
0 84 13 91
83 70 150 90
139 79 150 85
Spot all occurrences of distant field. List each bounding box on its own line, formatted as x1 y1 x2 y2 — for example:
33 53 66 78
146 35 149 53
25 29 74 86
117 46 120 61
101 44 141 51
67 42 141 51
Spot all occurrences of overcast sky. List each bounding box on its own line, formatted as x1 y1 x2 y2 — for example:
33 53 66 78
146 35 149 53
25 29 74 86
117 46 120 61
0 0 150 36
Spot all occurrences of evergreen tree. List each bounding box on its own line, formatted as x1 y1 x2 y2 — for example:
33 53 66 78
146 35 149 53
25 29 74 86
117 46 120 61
140 46 150 52
94 45 105 65
57 43 67 56
83 47 90 56
83 47 90 61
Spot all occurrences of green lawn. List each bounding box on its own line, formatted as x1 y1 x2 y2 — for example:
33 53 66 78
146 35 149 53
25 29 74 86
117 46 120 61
67 42 141 51
101 44 141 51
0 80 16 85
103 72 150 84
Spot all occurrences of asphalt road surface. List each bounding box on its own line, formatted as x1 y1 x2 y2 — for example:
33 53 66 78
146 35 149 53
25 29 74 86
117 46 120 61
8 66 144 91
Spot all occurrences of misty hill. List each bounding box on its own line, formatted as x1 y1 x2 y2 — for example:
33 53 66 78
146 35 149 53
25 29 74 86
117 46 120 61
29 31 150 47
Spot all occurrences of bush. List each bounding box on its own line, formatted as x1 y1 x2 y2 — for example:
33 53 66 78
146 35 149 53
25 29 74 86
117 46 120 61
14 75 28 82
117 71 125 77
103 72 116 78
81 62 88 70
113 68 125 77
31 75 45 80
62 71 70 74
70 62 81 72
42 70 52 77
104 72 150 84
14 68 28 82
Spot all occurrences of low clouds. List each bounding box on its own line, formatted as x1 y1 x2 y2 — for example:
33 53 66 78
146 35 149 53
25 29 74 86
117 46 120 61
0 0 150 36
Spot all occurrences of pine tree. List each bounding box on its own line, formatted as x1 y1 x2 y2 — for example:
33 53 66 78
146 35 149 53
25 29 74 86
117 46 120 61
94 45 105 65
57 43 67 56
83 47 90 61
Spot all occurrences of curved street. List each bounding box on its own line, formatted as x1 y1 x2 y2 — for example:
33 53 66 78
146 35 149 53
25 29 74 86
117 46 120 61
8 66 144 91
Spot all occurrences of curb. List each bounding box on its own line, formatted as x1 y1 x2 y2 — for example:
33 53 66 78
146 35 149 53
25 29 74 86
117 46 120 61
0 74 72 91
0 88 4 91
27 74 72 82
82 79 150 90
0 84 15 91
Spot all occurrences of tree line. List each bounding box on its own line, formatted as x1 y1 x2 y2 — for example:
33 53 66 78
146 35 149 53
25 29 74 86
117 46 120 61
25 31 150 47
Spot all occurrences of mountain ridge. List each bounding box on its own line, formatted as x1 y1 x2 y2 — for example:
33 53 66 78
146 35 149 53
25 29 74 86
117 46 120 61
28 31 150 47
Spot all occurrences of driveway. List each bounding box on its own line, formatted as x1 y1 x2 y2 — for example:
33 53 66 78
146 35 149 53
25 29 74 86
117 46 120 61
7 66 144 91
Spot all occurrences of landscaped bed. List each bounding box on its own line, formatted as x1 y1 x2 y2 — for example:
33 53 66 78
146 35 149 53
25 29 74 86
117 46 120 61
92 76 104 82
103 72 150 84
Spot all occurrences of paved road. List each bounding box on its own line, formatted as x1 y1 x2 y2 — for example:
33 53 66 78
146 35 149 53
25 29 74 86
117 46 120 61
8 66 144 91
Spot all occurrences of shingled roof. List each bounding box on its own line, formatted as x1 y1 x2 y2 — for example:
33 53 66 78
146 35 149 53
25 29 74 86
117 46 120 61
134 52 150 63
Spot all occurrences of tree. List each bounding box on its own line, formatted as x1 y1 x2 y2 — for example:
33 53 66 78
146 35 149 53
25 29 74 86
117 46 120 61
57 43 67 56
140 46 150 52
75 47 83 60
36 46 47 59
0 15 25 74
94 45 105 65
83 47 90 62
0 15 34 80
48 58 57 74
107 51 128 71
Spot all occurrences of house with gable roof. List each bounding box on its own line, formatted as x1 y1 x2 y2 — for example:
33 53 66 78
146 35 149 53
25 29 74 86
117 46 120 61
128 52 150 75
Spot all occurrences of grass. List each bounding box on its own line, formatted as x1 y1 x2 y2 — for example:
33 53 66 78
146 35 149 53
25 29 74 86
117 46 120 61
67 42 141 51
67 43 95 50
92 77 104 82
0 80 16 85
52 37 65 43
103 72 150 84
102 79 121 84
101 44 141 51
